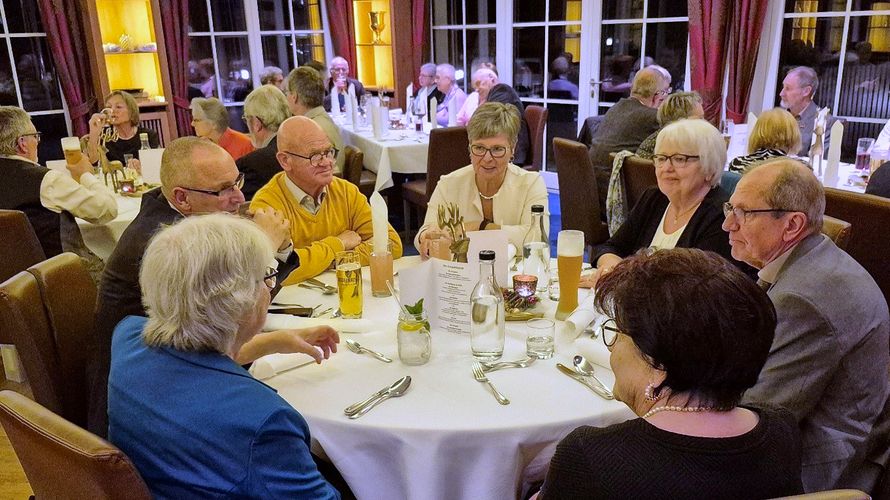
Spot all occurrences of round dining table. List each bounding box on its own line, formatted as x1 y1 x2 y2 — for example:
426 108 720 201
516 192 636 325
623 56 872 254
262 256 633 500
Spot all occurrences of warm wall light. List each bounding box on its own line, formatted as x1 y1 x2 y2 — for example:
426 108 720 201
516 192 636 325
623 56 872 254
868 3 890 52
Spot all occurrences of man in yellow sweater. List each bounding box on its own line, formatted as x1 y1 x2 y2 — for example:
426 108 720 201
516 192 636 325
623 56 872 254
251 116 403 284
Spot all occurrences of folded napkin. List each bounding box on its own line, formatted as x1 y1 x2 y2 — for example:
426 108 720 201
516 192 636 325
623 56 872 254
370 105 383 139
574 335 612 371
561 292 597 341
264 314 376 333
249 353 316 380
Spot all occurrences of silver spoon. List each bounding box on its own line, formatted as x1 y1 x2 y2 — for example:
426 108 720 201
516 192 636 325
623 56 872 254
346 376 411 419
572 355 614 397
345 339 393 363
344 376 410 415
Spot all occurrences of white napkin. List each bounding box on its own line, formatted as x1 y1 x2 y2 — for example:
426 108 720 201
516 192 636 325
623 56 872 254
249 353 316 380
824 120 844 186
331 90 342 119
448 99 458 126
429 97 438 129
406 82 413 103
139 148 164 185
264 314 376 333
348 85 359 130
561 293 598 341
370 191 389 253
376 103 390 138
370 105 383 139
344 90 354 126
747 111 758 130
574 335 612 371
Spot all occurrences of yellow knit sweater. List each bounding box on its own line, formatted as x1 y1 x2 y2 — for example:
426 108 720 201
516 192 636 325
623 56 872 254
251 174 403 285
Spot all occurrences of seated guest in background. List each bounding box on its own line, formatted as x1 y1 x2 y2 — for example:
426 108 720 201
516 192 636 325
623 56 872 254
636 91 703 159
538 248 803 500
865 162 890 198
871 117 890 160
725 159 890 492
109 213 340 499
260 65 286 90
487 83 530 165
456 67 498 126
251 116 402 284
237 84 292 199
434 63 467 126
548 56 579 99
324 56 365 113
413 62 444 113
416 102 547 254
91 137 298 437
86 90 160 171
285 66 345 174
728 108 801 173
779 66 836 157
589 67 666 215
190 97 255 161
585 119 749 288
0 106 116 265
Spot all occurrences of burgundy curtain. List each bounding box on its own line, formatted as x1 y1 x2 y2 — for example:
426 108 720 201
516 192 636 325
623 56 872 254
410 0 428 89
325 0 357 75
688 0 731 126
159 0 191 137
726 0 770 123
37 0 95 136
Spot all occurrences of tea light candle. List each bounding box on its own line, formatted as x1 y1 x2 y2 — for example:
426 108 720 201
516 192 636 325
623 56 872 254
513 274 538 298
119 180 135 193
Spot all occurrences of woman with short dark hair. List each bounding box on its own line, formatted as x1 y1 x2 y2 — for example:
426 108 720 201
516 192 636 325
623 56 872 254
538 248 803 499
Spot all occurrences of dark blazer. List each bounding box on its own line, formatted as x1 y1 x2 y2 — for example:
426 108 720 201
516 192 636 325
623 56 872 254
324 77 366 112
593 186 754 275
0 156 61 256
865 162 890 198
487 83 530 165
236 135 279 201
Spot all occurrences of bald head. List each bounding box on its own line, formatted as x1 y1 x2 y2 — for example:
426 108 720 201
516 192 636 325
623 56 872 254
161 136 244 214
276 116 335 196
746 159 824 234
277 116 326 153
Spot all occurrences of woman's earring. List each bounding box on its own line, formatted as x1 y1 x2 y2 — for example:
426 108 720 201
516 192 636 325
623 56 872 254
644 382 661 402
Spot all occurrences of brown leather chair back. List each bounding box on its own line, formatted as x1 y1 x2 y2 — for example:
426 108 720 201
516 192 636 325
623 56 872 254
426 126 470 197
341 145 364 188
524 105 549 171
770 489 870 499
553 138 609 246
620 154 658 210
821 215 852 251
0 390 151 500
0 209 45 283
824 187 890 305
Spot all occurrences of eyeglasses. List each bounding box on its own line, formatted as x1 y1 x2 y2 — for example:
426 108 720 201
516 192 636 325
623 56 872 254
263 267 278 290
600 318 620 349
656 87 673 96
653 153 700 168
470 144 509 159
281 147 339 167
722 202 797 223
20 132 41 143
330 67 348 74
181 172 245 197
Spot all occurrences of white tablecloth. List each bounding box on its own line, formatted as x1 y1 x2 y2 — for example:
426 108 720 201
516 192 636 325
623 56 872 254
338 123 429 191
262 257 633 500
76 193 142 260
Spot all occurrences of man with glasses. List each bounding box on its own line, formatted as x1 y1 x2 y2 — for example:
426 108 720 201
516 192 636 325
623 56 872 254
251 116 403 284
91 137 299 437
723 159 889 493
324 56 365 113
0 106 116 259
413 62 443 113
237 85 292 200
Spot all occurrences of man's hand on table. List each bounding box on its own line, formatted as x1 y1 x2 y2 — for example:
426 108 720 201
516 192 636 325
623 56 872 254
338 229 361 250
252 207 292 252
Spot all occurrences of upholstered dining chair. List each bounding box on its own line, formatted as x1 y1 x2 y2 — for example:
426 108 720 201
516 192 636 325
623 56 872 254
821 215 852 251
341 145 376 199
401 126 470 237
553 138 609 249
0 210 45 284
523 105 549 171
0 390 151 500
614 153 658 211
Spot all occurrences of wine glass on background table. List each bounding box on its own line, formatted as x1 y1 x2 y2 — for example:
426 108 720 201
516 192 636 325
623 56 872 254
412 98 427 138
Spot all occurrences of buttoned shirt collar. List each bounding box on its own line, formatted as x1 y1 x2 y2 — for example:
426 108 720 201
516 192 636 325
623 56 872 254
757 244 796 287
284 175 326 214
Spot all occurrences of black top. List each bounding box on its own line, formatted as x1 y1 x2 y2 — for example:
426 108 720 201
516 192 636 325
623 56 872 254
866 162 890 198
103 126 160 165
0 156 61 256
539 405 804 500
236 135 279 200
594 186 755 276
486 83 530 165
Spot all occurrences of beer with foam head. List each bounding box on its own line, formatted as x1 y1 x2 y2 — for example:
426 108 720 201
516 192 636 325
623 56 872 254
61 137 82 165
555 230 584 320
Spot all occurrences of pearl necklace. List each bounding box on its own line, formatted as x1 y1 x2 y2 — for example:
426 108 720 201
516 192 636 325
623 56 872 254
642 405 716 419
478 190 500 201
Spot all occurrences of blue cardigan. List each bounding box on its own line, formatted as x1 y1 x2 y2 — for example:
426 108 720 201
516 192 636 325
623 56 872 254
108 316 339 499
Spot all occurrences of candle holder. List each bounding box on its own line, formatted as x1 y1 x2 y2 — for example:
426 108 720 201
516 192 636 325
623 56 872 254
512 274 538 298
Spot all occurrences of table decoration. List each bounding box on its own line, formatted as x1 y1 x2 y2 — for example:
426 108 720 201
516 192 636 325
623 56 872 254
437 202 469 262
511 274 538 298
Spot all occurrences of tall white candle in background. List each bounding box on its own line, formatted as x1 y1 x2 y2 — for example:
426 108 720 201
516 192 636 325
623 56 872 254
824 120 844 188
344 90 354 125
406 83 413 106
429 96 438 130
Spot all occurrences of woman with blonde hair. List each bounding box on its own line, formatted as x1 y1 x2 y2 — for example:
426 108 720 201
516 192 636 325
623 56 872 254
636 91 704 159
729 108 801 173
86 90 160 170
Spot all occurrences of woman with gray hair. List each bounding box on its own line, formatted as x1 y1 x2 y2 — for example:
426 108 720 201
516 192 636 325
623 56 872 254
416 102 548 255
636 91 704 159
190 97 255 160
107 213 340 499
584 119 753 287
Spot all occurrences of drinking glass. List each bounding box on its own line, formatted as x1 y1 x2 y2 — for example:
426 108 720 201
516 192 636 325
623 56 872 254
526 318 555 359
857 138 876 173
426 233 452 261
412 99 427 137
720 119 734 150
397 310 431 365
61 137 82 164
555 230 584 320
335 251 363 318
370 244 393 297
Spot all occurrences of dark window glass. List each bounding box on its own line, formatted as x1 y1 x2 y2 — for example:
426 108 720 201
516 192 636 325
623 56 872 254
645 21 688 91
188 36 217 98
226 104 247 133
836 15 890 120
546 103 579 171
33 112 67 161
775 17 842 110
547 25 581 100
599 23 642 103
432 0 462 25
258 0 289 30
189 0 210 31
550 0 583 22
12 37 62 111
4 0 43 32
0 39 18 105
215 36 252 102
603 0 643 20
433 29 464 87
648 0 687 18
465 0 495 24
513 0 545 22
466 28 496 88
210 0 247 31
262 35 293 75
292 0 322 30
784 0 847 13
513 27 546 98
295 34 325 67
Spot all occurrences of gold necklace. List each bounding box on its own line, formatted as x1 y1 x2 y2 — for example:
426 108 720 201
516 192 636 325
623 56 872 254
668 202 700 224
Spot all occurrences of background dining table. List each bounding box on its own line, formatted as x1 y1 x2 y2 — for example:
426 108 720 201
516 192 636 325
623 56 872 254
75 192 142 260
338 121 430 191
260 256 633 500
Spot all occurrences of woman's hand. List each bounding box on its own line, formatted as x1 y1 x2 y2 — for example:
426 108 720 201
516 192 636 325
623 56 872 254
580 254 622 288
127 158 142 174
88 112 106 133
280 326 340 363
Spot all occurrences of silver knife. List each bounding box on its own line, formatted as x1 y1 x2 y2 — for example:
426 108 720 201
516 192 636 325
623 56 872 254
556 363 614 400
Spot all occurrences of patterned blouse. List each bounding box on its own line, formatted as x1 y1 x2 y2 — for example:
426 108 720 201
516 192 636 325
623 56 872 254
728 148 786 173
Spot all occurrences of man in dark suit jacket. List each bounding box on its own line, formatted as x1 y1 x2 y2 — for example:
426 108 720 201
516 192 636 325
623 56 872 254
89 137 298 436
486 83 529 165
323 56 366 112
238 85 291 199
726 159 890 492
237 135 279 200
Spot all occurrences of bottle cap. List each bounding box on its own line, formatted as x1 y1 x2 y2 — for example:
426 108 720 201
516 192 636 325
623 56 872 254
479 250 496 261
531 205 544 213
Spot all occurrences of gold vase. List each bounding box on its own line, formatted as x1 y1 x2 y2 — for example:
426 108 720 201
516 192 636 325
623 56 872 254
369 11 386 44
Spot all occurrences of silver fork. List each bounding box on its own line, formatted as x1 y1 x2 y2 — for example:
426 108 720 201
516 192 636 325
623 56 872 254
472 361 510 405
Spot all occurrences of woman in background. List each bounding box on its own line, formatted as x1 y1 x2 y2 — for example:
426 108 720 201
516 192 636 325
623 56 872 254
191 97 255 161
86 90 160 171
728 108 800 173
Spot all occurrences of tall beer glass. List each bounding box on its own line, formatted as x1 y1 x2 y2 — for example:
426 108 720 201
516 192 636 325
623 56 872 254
555 230 584 320
336 251 363 318
61 137 82 164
